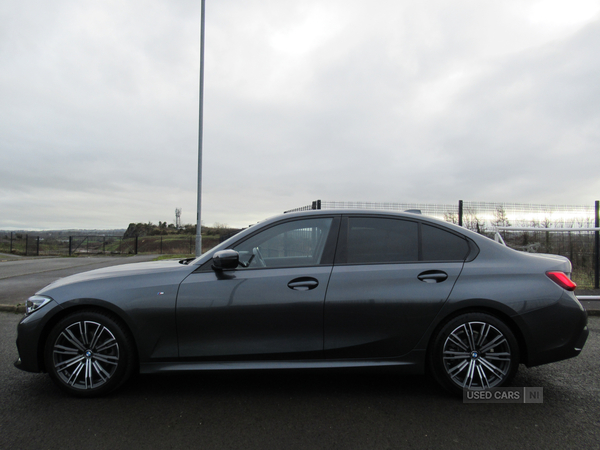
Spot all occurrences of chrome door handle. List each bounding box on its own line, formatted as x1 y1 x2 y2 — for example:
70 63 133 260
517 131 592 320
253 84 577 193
287 277 319 291
417 271 448 283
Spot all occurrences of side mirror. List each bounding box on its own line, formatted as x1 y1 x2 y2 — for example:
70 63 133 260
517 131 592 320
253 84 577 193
212 250 239 270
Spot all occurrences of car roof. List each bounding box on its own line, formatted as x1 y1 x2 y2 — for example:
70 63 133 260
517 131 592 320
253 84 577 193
277 208 451 227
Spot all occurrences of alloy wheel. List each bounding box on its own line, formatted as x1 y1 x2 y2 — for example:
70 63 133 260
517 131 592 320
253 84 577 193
441 321 512 390
52 320 120 390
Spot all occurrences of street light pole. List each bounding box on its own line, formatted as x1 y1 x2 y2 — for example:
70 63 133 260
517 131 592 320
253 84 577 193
195 0 206 257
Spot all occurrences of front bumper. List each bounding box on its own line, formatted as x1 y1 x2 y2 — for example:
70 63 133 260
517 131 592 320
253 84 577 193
14 299 62 373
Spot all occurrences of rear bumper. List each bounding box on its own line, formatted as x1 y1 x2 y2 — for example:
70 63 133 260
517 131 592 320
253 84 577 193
518 292 588 367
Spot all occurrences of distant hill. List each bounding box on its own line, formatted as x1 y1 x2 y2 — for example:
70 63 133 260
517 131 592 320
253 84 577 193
1 224 242 241
123 222 242 240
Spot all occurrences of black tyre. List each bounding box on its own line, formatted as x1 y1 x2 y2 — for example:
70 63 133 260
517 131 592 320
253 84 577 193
44 310 136 397
429 312 520 395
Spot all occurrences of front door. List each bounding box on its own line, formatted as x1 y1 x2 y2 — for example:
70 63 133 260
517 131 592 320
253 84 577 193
177 216 338 359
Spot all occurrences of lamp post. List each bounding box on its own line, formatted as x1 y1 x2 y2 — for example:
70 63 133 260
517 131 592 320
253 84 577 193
195 0 206 257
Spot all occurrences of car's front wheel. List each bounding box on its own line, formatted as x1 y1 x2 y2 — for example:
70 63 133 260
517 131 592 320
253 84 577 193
429 312 520 395
44 310 135 397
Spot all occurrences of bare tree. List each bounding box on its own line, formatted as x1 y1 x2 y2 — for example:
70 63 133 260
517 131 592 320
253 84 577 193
463 206 487 235
444 211 458 225
493 206 511 228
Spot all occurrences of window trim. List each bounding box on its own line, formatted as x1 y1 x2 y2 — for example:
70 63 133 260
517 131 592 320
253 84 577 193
334 214 476 265
213 215 341 271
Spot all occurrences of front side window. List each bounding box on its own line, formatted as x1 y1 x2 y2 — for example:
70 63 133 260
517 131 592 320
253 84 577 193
233 218 334 268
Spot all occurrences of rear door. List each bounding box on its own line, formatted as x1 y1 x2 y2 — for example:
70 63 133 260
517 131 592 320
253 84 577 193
324 216 468 358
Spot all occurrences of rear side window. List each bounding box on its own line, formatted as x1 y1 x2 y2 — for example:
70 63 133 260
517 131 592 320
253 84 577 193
421 224 469 261
346 218 418 263
340 217 470 264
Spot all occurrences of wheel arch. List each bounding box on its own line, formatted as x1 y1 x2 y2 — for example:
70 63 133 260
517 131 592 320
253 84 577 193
424 304 530 371
37 300 139 373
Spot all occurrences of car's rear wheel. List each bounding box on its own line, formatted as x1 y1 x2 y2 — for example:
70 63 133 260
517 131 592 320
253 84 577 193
44 310 135 397
429 312 520 395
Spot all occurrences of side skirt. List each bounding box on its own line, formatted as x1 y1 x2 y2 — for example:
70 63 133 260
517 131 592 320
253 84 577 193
140 355 425 374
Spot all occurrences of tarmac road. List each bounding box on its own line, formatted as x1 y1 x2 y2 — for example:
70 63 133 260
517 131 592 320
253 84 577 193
1 312 599 450
1 255 599 449
0 254 159 308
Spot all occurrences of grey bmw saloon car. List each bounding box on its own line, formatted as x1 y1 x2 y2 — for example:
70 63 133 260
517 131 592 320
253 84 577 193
15 210 589 396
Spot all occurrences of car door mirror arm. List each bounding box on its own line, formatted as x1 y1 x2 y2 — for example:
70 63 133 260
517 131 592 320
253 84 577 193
237 254 254 268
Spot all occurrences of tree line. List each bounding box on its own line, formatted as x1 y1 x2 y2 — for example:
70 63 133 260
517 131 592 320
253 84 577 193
123 221 241 240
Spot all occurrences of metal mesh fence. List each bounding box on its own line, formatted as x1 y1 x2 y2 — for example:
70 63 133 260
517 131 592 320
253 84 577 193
136 236 197 255
67 236 131 255
0 234 42 256
460 202 595 228
0 234 212 257
497 228 596 287
285 200 599 288
288 200 596 228
2 201 598 286
318 201 457 219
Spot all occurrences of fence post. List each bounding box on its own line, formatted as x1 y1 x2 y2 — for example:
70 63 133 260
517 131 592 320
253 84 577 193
160 236 163 255
10 232 13 253
458 200 463 227
595 200 599 289
568 231 573 264
25 234 28 256
135 236 138 255
36 236 40 256
69 236 72 256
190 236 193 254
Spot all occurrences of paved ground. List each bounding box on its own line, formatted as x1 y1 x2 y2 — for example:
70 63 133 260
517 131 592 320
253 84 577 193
0 255 161 310
575 289 600 315
1 311 598 450
0 256 599 448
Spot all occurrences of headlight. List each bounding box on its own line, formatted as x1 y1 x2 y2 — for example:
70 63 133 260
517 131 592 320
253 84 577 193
25 295 53 315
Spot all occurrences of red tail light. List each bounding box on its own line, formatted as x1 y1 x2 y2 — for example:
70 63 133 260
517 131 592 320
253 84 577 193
546 271 577 291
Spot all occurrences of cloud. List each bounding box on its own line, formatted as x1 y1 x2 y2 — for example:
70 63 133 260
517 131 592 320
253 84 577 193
429 19 600 202
1 0 599 229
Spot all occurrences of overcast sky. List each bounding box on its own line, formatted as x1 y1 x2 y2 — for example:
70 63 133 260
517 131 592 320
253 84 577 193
2 0 600 230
